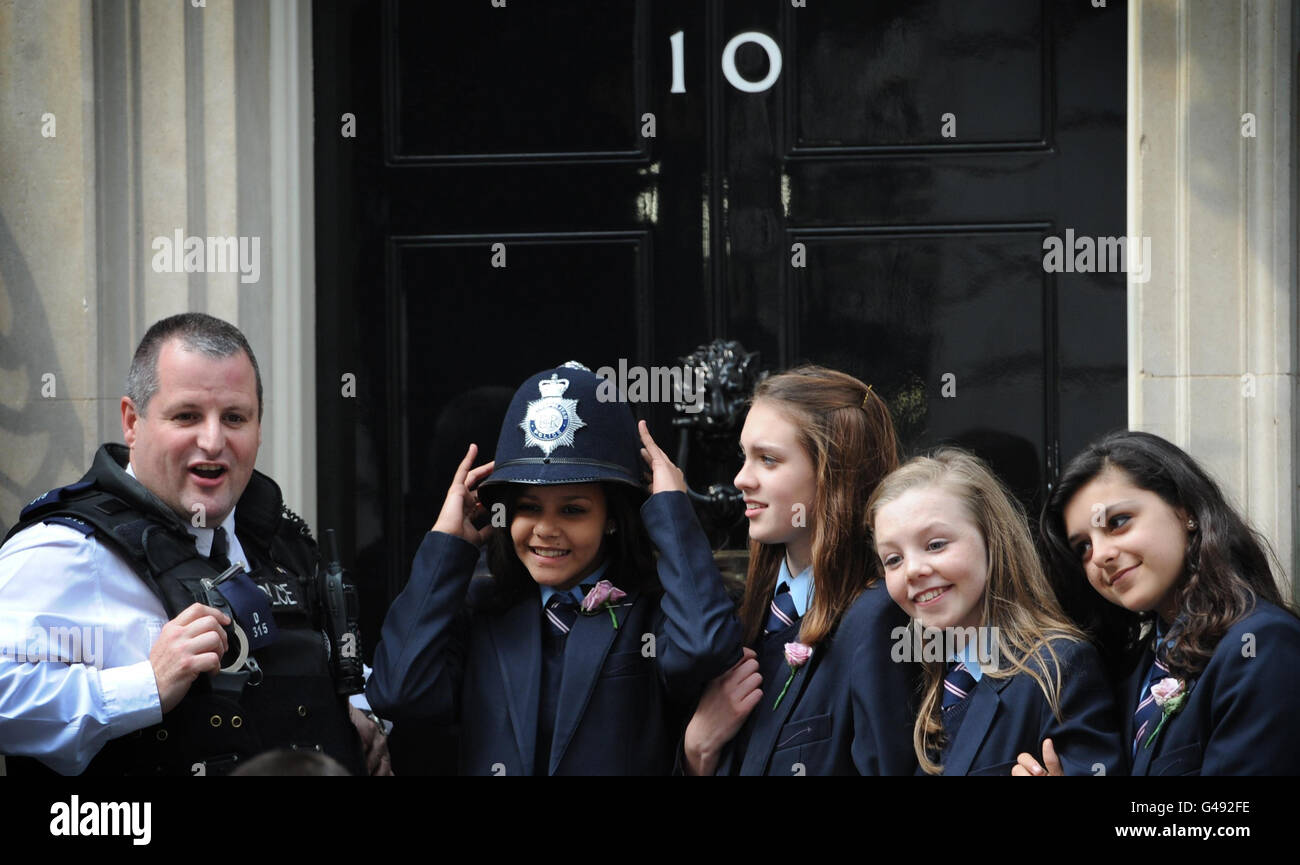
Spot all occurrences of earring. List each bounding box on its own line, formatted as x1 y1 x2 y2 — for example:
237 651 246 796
1187 519 1197 531
605 525 616 536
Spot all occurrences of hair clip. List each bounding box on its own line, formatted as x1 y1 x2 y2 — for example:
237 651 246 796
862 384 874 409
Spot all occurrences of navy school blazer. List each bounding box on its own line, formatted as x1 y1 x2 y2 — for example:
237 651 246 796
934 637 1126 776
366 491 744 775
1123 598 1300 776
716 582 919 776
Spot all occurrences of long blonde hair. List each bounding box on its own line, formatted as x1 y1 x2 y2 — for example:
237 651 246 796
737 366 901 648
866 448 1084 774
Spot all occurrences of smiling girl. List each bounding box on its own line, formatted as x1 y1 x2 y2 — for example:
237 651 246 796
1040 430 1300 775
366 363 743 775
869 449 1125 775
682 366 916 775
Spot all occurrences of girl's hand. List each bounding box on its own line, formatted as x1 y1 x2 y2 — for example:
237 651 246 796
683 648 762 775
1011 737 1064 776
430 444 497 547
638 420 688 495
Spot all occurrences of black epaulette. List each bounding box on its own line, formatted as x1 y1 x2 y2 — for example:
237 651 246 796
13 482 156 564
280 504 315 543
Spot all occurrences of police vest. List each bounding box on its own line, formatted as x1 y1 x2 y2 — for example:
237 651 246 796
4 444 365 776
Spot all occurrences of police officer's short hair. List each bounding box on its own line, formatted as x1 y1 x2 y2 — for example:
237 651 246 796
126 312 264 418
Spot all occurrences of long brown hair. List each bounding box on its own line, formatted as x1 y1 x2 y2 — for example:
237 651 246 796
868 448 1084 774
737 366 901 648
1041 430 1294 682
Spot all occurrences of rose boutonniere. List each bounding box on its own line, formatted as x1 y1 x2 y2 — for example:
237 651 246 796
773 642 813 710
1144 677 1189 749
580 580 628 629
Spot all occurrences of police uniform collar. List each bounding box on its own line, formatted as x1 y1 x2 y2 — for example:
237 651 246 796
124 459 236 556
232 469 286 552
100 442 285 551
98 444 190 533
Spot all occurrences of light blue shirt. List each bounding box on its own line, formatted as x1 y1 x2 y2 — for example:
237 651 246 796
776 557 813 618
539 560 611 609
0 463 245 774
951 640 984 683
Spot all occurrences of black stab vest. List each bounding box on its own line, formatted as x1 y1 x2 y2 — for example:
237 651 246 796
3 444 365 776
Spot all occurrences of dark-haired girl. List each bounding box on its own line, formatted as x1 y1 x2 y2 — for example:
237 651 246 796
366 363 743 774
1036 430 1300 775
682 366 917 775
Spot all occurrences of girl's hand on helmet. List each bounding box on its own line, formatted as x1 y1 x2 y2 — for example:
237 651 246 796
431 444 497 546
638 421 688 495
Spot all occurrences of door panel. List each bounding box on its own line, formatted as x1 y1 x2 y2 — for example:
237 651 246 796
788 0 1047 150
386 2 648 162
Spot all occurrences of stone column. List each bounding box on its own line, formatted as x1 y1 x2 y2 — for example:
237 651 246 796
0 0 317 534
0 0 100 535
1129 0 1297 594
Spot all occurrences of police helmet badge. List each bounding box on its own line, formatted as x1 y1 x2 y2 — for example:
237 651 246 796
520 373 586 456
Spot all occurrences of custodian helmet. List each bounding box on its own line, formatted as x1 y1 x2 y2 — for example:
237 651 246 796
477 362 646 501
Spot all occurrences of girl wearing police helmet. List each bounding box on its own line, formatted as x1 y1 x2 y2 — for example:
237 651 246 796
366 362 744 775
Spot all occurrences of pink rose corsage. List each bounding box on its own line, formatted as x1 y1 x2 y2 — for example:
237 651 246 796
580 579 628 629
1144 677 1189 749
773 642 813 710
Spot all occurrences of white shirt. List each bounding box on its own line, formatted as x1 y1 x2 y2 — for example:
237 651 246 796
0 465 245 774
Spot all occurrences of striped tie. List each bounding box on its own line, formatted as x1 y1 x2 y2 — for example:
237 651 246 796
942 662 978 710
764 582 799 635
544 594 579 637
1133 654 1171 754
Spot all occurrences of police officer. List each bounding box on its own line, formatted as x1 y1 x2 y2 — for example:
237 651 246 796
0 313 385 775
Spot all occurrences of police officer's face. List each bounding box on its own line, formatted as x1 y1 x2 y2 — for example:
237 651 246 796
510 483 612 591
121 339 262 528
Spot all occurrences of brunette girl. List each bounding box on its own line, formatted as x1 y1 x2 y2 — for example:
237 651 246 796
1038 430 1300 775
683 366 916 775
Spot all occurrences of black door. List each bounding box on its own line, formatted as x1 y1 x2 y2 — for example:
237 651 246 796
314 0 1126 649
